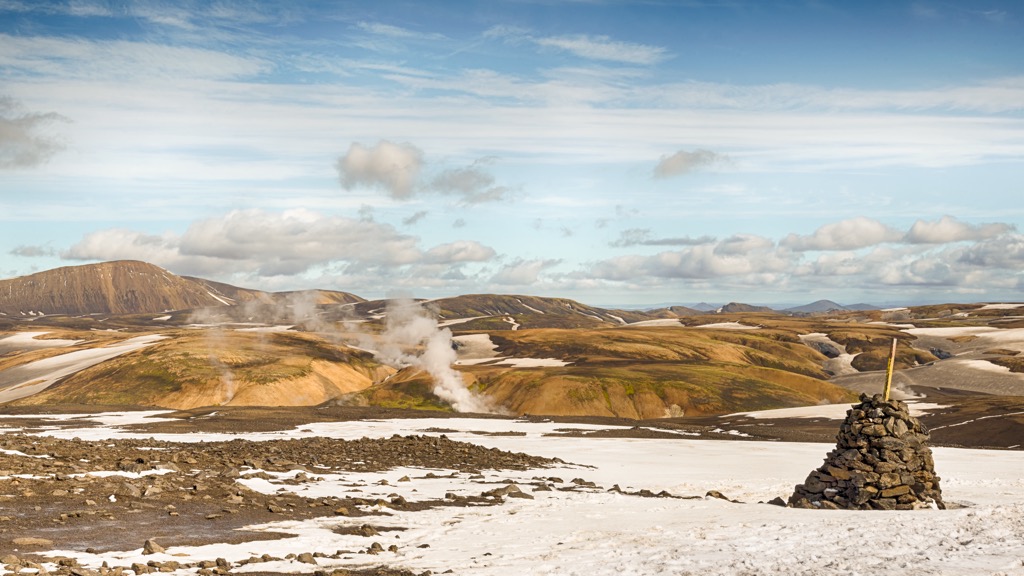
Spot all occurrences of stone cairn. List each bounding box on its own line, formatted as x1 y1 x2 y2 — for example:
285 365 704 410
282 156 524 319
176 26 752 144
789 393 944 510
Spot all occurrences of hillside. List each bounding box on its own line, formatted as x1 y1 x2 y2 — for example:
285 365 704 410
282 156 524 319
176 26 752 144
7 329 392 410
345 323 860 418
430 294 648 329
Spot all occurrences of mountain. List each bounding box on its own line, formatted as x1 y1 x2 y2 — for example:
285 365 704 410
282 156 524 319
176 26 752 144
418 294 655 330
0 261 366 319
784 299 848 314
718 302 774 313
844 303 880 311
0 261 255 317
783 300 883 314
690 302 720 312
646 305 701 317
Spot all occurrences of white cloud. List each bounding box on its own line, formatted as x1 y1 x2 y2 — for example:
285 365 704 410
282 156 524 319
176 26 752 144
590 237 791 281
0 96 68 169
63 228 199 270
490 258 561 285
402 210 428 226
63 209 422 277
337 140 424 200
653 149 728 178
9 244 55 257
424 241 496 264
953 234 1024 268
780 217 903 251
610 228 716 248
429 160 511 204
336 142 510 204
905 215 1016 244
714 234 774 256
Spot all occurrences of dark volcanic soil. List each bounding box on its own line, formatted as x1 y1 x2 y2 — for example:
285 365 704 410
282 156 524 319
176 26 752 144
0 430 558 574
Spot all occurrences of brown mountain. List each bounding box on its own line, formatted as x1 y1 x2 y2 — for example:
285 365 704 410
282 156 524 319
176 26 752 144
0 260 258 317
427 294 656 329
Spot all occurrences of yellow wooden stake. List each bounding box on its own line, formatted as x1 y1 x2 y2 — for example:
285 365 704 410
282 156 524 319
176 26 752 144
883 337 897 401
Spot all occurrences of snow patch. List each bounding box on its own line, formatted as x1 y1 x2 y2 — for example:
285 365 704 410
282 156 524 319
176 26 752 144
0 331 82 349
695 322 759 330
626 319 683 327
731 401 948 420
205 291 234 306
0 335 167 403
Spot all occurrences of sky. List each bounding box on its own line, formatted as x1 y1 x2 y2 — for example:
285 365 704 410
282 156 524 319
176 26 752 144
1 0 1023 307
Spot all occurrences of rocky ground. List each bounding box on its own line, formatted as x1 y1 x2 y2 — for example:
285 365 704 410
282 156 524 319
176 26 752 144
1 389 1021 576
0 428 561 576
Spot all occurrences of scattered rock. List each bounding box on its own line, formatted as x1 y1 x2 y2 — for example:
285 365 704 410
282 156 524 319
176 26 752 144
12 537 54 547
705 490 741 503
142 539 165 555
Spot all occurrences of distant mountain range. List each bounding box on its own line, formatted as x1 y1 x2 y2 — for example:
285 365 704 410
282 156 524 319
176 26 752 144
1 260 877 321
782 299 880 314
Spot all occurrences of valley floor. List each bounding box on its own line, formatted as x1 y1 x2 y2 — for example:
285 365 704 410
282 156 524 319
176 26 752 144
2 410 1023 576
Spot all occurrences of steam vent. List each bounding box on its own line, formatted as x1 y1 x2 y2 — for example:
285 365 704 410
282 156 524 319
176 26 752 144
789 393 944 510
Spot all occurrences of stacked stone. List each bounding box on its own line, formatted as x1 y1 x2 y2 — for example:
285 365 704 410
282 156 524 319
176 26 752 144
789 393 944 510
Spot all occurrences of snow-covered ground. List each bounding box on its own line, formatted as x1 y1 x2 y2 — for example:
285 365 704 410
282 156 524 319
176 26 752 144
695 322 761 330
730 401 948 420
453 333 570 367
0 331 82 353
9 412 1024 576
0 335 166 403
625 318 683 327
799 332 859 377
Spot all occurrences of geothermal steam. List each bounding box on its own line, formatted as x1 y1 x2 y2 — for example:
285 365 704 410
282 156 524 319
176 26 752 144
374 299 492 413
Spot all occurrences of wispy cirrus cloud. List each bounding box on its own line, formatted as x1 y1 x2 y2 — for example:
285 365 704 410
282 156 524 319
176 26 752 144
0 33 270 80
357 21 446 41
534 34 668 65
610 228 716 248
486 26 668 65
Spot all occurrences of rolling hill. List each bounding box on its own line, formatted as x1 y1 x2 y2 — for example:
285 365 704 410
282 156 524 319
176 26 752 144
6 329 392 410
2 260 1022 424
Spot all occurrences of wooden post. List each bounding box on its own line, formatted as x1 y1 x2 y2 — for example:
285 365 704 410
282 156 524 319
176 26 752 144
883 337 897 401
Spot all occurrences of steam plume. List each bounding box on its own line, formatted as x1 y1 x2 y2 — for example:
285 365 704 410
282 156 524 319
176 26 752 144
375 298 492 413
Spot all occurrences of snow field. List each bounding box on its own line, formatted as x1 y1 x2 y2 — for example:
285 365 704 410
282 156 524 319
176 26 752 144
10 413 1024 576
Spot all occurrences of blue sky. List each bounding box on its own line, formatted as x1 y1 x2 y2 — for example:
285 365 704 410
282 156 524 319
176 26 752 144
1 0 1023 307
